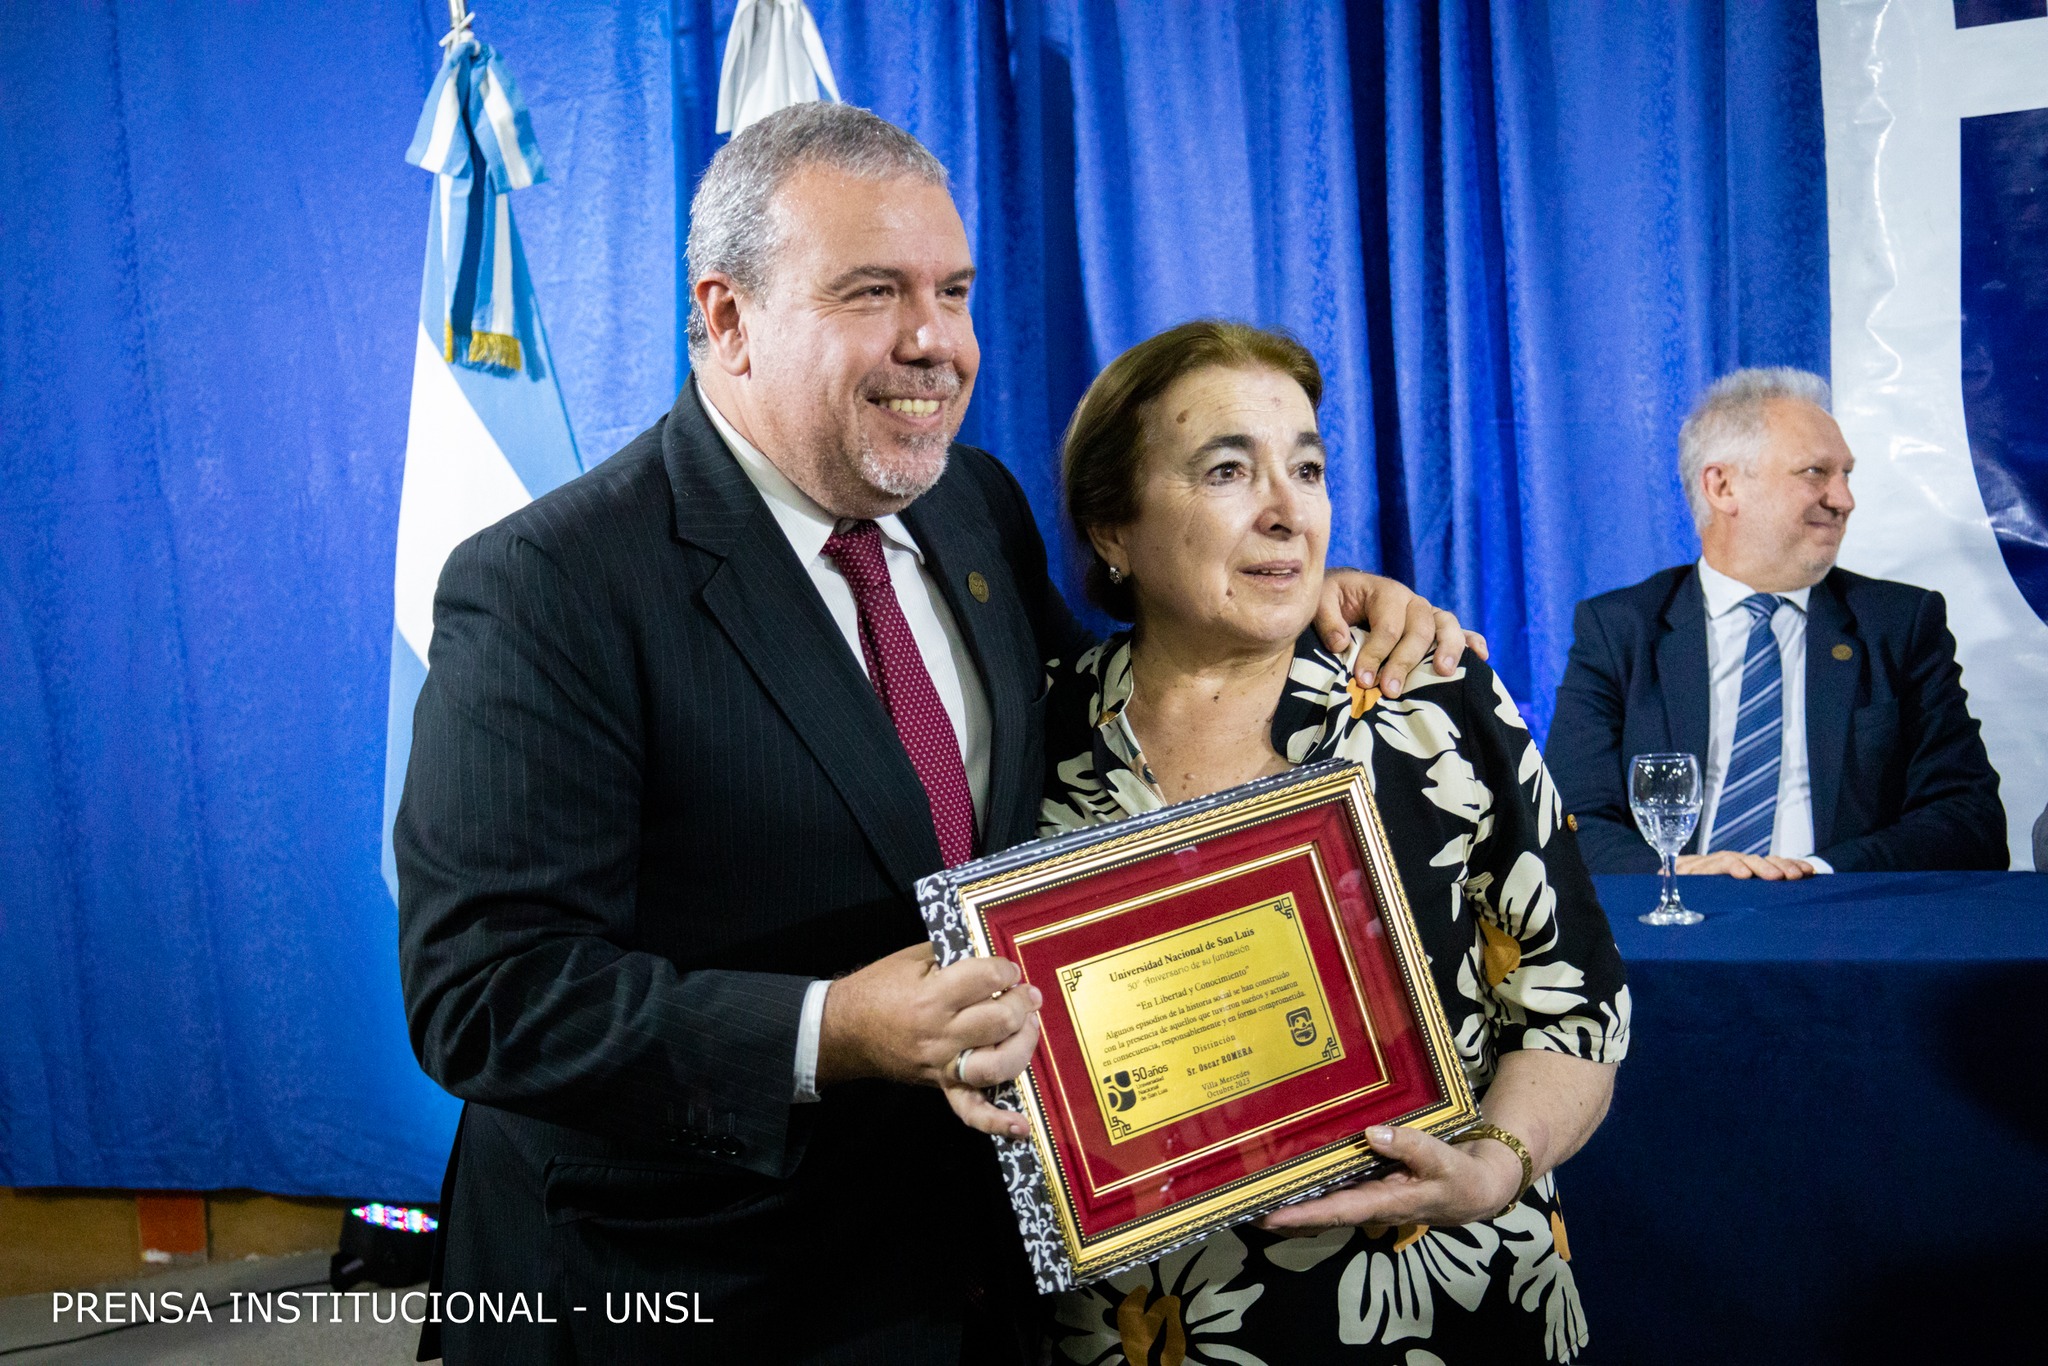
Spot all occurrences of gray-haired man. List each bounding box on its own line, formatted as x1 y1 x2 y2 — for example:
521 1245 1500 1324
397 102 1475 1364
1546 367 2005 877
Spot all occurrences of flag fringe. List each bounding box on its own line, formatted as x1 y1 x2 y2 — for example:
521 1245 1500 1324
442 322 523 373
464 331 523 372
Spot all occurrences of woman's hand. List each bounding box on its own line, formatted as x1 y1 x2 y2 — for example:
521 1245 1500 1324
1253 1125 1522 1236
1316 571 1488 697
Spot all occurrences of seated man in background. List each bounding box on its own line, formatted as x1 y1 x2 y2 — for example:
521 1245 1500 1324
1546 368 2005 876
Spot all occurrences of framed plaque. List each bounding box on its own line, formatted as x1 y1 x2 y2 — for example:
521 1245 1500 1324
917 759 1478 1292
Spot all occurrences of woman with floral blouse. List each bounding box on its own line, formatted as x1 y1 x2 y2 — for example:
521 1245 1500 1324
1038 321 1631 1364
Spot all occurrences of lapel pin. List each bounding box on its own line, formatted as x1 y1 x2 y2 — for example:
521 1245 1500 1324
967 571 990 603
1832 643 1853 661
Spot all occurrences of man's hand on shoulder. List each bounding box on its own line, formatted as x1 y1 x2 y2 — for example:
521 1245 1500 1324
1675 851 1816 879
816 944 1041 1137
1315 571 1488 698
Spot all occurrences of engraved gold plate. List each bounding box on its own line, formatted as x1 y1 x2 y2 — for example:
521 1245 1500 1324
1055 892 1345 1144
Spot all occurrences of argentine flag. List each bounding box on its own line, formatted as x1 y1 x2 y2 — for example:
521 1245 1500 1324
383 35 583 896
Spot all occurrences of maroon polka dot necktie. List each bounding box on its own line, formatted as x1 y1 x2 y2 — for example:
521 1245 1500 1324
821 520 978 867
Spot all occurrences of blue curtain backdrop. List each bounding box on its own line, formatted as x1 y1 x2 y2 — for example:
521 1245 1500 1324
693 0 1830 703
0 0 678 1197
0 1 1825 1200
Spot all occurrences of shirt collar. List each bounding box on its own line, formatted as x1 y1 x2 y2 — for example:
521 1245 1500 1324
1697 557 1811 619
1081 633 1159 812
694 379 925 565
1095 634 1137 723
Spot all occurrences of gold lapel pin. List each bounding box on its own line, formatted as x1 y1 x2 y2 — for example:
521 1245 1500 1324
1832 643 1853 661
967 571 990 603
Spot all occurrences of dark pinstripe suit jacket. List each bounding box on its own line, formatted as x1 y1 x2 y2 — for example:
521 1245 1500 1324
395 386 1089 1364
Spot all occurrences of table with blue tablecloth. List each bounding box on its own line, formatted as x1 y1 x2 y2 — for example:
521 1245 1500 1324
1569 871 2047 1364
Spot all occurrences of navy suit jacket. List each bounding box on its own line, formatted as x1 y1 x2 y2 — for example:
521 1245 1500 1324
1545 563 2005 874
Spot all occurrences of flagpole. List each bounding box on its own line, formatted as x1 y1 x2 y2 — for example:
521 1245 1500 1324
443 0 475 50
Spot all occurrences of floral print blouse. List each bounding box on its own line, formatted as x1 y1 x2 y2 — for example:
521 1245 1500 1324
1039 630 1631 1365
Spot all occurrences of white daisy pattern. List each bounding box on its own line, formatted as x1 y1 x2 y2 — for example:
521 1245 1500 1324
1055 1228 1271 1366
1040 631 1630 1364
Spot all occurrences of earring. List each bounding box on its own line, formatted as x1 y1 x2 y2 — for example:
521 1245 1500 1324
1107 564 1126 585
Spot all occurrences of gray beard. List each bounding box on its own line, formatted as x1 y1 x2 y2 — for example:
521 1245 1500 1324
857 431 950 499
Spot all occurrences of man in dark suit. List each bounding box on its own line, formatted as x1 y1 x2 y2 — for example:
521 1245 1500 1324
397 103 1474 1365
1547 367 2004 877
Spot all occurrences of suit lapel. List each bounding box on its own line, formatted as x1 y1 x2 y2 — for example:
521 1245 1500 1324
900 469 1038 854
662 389 943 893
1804 572 1856 849
1654 568 1712 851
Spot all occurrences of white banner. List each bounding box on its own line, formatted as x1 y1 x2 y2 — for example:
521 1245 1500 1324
1819 0 2048 868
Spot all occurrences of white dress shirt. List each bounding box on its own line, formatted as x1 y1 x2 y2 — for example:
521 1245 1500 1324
1693 559 1832 872
697 383 994 1098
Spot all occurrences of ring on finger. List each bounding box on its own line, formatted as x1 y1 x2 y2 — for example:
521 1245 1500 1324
951 1047 975 1086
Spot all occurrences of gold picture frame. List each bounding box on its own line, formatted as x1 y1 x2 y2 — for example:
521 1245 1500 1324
917 760 1478 1291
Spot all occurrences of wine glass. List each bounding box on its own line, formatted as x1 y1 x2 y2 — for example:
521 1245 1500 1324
1630 753 1703 926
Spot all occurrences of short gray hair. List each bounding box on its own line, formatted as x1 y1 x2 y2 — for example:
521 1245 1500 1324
1677 367 1832 529
684 103 949 356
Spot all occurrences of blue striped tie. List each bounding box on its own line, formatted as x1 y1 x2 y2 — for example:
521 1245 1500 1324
1711 593 1786 856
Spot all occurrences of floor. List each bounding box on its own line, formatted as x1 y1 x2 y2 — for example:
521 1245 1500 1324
0 1252 427 1363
